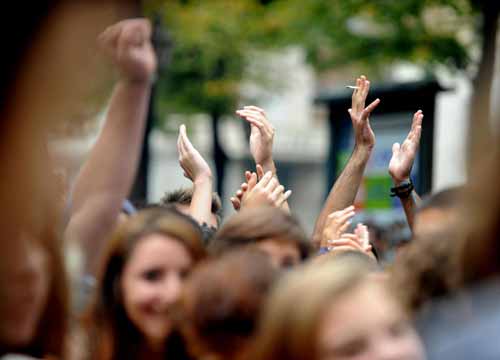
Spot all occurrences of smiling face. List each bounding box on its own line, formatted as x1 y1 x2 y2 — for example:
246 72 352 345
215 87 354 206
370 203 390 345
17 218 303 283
120 233 193 348
317 280 424 360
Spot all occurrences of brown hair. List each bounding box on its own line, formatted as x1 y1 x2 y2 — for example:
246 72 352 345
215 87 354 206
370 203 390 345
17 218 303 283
391 230 461 314
208 206 312 260
248 258 377 360
85 207 206 360
179 249 277 360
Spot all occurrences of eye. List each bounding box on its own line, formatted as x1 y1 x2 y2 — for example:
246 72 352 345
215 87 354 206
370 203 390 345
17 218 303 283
179 268 190 280
142 268 163 282
330 338 367 358
280 256 296 269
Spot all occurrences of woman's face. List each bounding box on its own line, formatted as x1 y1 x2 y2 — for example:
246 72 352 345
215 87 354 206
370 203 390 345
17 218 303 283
317 280 425 360
0 237 50 347
121 234 193 348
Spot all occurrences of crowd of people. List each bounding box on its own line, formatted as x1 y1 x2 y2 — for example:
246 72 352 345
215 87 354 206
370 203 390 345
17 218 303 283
2 3 500 360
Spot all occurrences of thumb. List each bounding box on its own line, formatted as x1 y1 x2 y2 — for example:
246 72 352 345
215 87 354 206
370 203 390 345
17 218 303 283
392 142 400 155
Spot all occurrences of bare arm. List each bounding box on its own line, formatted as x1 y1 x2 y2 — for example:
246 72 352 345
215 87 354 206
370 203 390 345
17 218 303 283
312 76 380 248
177 124 216 228
65 19 157 276
388 110 424 231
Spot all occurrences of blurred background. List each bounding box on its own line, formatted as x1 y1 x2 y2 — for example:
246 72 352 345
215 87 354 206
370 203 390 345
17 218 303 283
50 0 499 258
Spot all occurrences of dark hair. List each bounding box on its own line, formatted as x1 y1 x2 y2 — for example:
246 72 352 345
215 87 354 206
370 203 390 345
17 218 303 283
160 187 223 226
179 249 277 359
208 206 312 260
85 207 206 360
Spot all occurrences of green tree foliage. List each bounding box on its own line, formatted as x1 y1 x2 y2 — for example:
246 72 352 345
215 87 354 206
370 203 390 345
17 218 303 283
270 0 477 73
145 0 285 119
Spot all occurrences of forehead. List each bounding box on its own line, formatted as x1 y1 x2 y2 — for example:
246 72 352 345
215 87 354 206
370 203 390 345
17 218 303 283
125 233 192 270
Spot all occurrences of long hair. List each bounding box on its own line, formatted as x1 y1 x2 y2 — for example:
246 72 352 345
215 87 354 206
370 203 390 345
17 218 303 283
85 207 205 360
248 259 376 360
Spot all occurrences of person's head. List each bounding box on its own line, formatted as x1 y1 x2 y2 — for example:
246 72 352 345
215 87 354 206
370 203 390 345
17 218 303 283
0 210 69 358
87 207 206 358
413 187 462 238
250 258 425 360
160 188 222 228
209 206 312 269
179 249 277 360
391 229 460 314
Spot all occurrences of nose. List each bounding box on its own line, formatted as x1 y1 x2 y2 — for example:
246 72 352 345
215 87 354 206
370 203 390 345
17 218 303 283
160 273 183 306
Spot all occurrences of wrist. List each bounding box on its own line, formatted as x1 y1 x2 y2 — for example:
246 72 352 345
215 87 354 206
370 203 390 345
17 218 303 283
353 145 372 161
259 158 276 174
118 73 155 87
391 176 410 186
193 174 213 186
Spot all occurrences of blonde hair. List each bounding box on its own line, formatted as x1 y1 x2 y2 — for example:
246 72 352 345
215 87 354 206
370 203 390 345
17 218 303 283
249 258 377 360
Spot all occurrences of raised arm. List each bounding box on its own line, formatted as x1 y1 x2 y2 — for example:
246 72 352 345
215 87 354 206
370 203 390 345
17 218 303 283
177 124 216 228
388 110 424 231
312 76 380 248
65 19 157 276
236 105 291 212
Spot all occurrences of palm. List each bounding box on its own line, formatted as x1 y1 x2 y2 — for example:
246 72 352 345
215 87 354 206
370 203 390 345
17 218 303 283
389 141 416 181
389 110 423 182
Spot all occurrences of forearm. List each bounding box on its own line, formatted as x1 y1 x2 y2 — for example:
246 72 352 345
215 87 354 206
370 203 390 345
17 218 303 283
189 176 217 228
312 146 371 245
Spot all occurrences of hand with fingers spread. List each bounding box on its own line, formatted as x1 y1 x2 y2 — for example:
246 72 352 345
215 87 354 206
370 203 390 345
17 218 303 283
241 171 292 210
236 106 275 168
98 19 157 84
321 206 356 248
177 124 212 183
389 110 424 184
348 76 380 150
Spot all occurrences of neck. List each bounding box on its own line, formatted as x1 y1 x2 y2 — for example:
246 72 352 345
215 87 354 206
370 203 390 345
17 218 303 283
138 341 165 360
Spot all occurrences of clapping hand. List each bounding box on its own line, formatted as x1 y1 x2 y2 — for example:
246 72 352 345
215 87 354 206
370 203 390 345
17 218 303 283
241 168 292 210
388 110 423 184
177 124 212 183
236 106 275 167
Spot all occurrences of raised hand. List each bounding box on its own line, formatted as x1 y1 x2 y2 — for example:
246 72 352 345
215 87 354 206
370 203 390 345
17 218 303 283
177 124 212 183
348 76 380 150
388 110 423 184
241 171 292 210
321 206 356 248
98 19 157 83
354 223 372 253
236 106 275 167
230 171 252 211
